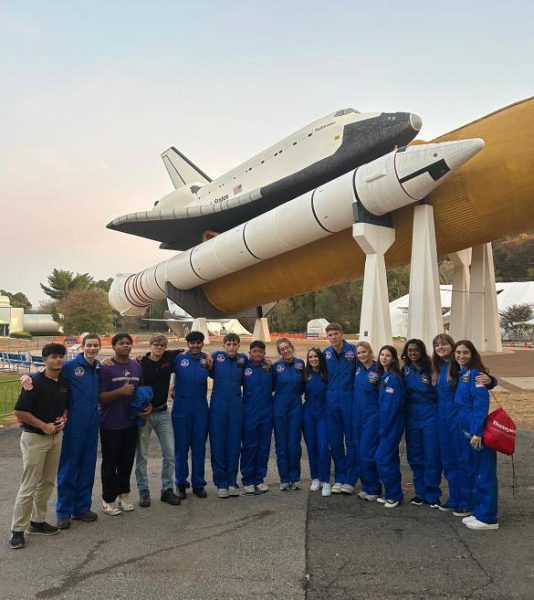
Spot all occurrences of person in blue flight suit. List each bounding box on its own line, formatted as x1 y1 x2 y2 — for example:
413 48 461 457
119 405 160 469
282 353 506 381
55 334 101 528
376 345 405 508
21 334 102 529
272 337 305 491
323 323 357 494
172 331 211 499
431 333 495 514
302 348 331 497
240 340 273 495
353 341 381 502
209 332 247 499
401 339 442 508
450 340 499 530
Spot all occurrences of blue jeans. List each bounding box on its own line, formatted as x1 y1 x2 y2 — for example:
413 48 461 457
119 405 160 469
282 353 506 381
135 411 175 493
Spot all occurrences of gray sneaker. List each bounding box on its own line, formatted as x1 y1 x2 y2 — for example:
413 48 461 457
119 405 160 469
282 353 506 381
27 521 59 535
139 490 151 508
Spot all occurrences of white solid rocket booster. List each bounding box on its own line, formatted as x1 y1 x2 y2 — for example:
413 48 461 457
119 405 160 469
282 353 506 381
109 139 484 316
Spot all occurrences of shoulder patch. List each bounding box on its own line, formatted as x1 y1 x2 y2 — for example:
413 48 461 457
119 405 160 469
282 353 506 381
216 354 225 363
276 364 285 373
74 367 85 378
244 367 253 376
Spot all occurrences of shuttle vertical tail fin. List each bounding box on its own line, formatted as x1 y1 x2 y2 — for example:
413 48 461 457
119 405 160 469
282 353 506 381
161 147 212 189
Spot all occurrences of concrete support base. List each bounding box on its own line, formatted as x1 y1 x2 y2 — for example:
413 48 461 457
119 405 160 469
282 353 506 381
407 204 443 350
448 249 472 341
192 317 210 344
252 317 271 342
468 243 502 352
353 222 395 351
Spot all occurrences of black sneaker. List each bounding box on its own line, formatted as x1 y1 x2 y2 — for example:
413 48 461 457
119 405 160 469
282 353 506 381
9 531 25 549
193 487 207 499
27 521 59 535
410 496 424 506
139 489 151 508
438 503 455 512
72 511 98 522
429 499 442 509
161 488 181 505
177 485 187 500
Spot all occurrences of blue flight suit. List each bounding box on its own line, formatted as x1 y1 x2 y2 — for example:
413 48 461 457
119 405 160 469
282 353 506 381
272 358 305 484
323 341 356 485
455 368 498 524
353 362 381 496
241 359 273 487
376 371 405 502
172 351 209 489
209 351 246 489
403 364 442 503
435 361 463 509
303 371 330 483
56 354 100 519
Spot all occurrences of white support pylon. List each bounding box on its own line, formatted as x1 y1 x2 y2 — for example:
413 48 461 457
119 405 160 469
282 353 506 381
353 222 395 351
191 317 210 345
407 204 443 350
252 317 271 342
468 243 502 352
448 248 472 341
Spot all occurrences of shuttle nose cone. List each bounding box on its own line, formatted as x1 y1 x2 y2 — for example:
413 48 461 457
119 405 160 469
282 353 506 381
410 113 423 132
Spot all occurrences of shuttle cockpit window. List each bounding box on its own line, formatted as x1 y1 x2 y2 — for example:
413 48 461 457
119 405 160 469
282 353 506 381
334 108 360 116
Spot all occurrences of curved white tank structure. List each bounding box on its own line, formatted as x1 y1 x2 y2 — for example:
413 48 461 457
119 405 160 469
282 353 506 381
22 314 64 335
109 139 484 317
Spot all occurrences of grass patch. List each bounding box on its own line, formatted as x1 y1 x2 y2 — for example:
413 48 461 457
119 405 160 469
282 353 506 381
0 373 20 421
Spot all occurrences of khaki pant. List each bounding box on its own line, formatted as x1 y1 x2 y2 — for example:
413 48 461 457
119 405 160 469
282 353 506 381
11 431 63 532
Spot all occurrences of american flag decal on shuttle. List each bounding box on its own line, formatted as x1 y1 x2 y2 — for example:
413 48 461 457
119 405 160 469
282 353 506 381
233 184 242 195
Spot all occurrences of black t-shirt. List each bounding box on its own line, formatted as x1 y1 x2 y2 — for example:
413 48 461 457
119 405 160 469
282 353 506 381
14 372 70 434
141 349 183 409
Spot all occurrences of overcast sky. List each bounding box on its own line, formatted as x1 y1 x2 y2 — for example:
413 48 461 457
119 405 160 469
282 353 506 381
1 0 532 306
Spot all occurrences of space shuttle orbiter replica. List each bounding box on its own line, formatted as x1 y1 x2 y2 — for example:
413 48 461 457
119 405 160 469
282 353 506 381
107 98 534 318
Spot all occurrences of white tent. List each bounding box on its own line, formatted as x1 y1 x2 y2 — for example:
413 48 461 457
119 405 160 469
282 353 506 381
307 318 330 338
390 281 534 339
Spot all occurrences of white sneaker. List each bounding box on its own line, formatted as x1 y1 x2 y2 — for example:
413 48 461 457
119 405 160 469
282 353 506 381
217 488 229 498
279 483 289 491
384 499 400 509
310 479 321 492
117 494 134 511
102 501 122 516
464 517 499 530
256 483 269 493
331 483 343 494
462 515 476 524
321 483 331 497
376 497 387 504
453 509 473 517
228 486 240 497
358 491 379 502
243 485 256 495
340 484 355 495
291 481 302 490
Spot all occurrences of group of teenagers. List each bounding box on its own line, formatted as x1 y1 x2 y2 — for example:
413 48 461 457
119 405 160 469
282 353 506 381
8 322 500 550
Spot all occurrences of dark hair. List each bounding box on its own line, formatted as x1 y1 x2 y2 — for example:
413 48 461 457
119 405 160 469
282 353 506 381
305 347 328 382
186 330 205 343
377 345 401 376
111 333 133 346
431 333 455 382
449 339 489 384
325 322 343 333
82 333 101 347
223 332 240 344
42 343 66 358
250 340 266 351
402 338 432 373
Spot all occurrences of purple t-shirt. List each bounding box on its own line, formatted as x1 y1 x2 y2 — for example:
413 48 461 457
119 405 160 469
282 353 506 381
99 359 143 430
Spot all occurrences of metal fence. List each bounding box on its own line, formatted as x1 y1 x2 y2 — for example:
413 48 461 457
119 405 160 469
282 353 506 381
0 378 19 418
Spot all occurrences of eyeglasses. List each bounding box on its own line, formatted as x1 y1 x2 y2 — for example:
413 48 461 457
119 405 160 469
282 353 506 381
151 343 167 348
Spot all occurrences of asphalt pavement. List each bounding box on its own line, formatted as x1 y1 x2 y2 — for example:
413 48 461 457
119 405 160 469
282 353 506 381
1 426 533 600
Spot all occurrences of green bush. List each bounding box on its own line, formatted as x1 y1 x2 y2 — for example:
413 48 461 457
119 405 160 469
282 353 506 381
10 331 32 339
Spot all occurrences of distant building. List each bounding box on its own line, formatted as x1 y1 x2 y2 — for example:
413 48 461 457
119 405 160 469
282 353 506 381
0 295 63 336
